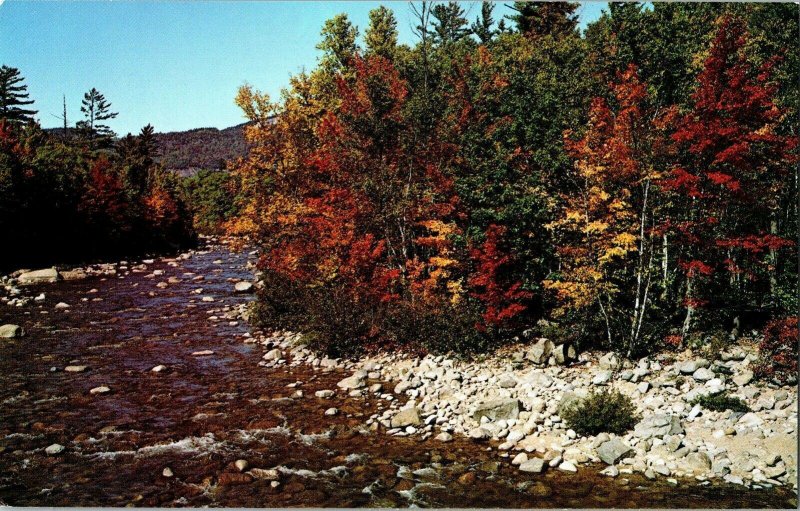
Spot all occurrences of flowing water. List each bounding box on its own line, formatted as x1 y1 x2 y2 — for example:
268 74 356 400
0 241 795 508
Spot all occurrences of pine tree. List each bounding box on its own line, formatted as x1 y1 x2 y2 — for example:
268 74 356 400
0 65 37 125
471 2 497 44
506 1 579 38
77 87 118 147
431 2 470 45
365 6 398 60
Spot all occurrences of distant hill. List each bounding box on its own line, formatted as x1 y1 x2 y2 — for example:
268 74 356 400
153 123 250 176
44 123 251 176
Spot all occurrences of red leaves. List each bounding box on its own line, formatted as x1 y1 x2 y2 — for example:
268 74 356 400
469 225 531 330
754 317 799 385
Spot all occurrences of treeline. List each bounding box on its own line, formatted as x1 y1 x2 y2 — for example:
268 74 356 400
154 124 249 174
229 1 798 366
0 68 195 270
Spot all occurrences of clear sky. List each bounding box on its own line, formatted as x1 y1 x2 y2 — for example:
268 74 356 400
0 1 607 135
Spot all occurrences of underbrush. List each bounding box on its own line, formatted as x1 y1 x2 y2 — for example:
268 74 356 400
561 389 640 436
689 392 750 413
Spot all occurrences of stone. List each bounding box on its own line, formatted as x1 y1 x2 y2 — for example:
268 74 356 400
506 430 525 443
391 407 421 428
89 386 111 395
45 443 64 455
498 374 517 388
54 302 70 309
558 460 578 472
234 281 254 293
435 432 453 442
737 412 764 428
592 370 613 385
553 343 576 365
263 349 282 360
527 339 553 365
683 452 711 473
468 427 491 441
151 365 166 373
600 465 619 477
249 468 279 481
0 324 23 338
192 350 215 356
235 459 249 472
599 352 621 371
678 359 709 374
18 268 59 284
637 381 650 394
596 438 633 465
64 365 88 372
511 452 528 465
315 390 335 399
687 403 702 420
162 467 174 477
692 367 715 381
519 458 546 473
473 398 520 422
633 414 684 439
324 407 338 416
337 374 366 390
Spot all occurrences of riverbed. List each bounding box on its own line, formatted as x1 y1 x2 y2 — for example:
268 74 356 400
0 241 795 507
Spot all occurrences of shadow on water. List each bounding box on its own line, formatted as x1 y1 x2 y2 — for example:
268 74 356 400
0 242 796 508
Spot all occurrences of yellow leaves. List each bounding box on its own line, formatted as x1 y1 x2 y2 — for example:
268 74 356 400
583 220 609 234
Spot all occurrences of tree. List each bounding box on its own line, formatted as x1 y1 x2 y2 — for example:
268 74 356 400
471 2 497 44
506 1 579 38
77 87 118 147
663 16 798 335
0 65 37 125
431 2 470 45
317 13 359 73
365 6 398 60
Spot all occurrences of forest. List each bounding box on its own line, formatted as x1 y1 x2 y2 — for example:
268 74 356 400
225 1 798 380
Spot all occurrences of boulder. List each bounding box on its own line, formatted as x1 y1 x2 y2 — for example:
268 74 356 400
692 367 715 381
391 407 421 428
519 458 546 473
678 358 709 374
596 438 633 465
234 281 254 293
736 412 764 429
683 451 711 473
263 349 282 361
0 324 23 338
472 398 520 422
732 370 754 387
498 374 517 388
592 370 613 385
45 443 65 455
18 268 59 284
337 374 366 390
599 352 621 371
633 414 684 439
553 343 576 365
526 339 553 365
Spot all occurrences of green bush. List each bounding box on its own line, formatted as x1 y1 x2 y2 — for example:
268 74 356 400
689 392 750 413
561 389 640 436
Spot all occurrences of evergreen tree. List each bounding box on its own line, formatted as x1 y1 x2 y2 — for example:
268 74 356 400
431 2 470 45
471 2 497 44
506 1 579 38
77 87 118 147
365 6 398 60
0 65 37 125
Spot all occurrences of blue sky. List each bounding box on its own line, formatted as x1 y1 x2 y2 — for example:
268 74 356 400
0 1 607 135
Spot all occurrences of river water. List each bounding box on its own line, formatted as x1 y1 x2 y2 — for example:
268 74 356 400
0 241 795 508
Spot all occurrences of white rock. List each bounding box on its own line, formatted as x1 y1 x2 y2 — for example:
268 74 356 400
45 443 65 455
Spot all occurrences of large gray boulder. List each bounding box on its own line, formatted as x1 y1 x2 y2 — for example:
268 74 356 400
553 343 576 365
596 438 633 465
634 414 684 439
526 338 553 365
0 324 23 338
472 398 520 422
18 268 59 284
391 407 421 428
337 373 366 390
599 352 621 371
519 458 546 473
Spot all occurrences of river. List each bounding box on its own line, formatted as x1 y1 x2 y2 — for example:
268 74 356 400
0 240 794 508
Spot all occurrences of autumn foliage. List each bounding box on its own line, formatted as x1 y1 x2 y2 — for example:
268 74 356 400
228 9 796 359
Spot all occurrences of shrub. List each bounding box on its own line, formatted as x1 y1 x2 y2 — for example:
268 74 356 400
561 389 640 436
689 392 749 413
754 317 799 385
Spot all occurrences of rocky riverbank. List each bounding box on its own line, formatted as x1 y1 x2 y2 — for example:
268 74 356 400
250 327 798 492
1 238 796 507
